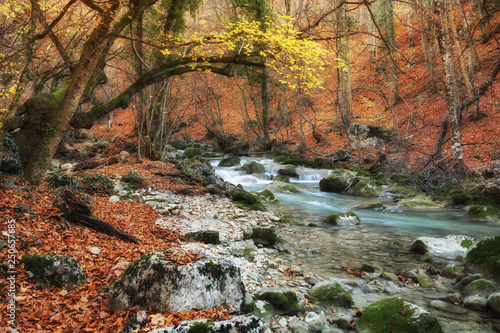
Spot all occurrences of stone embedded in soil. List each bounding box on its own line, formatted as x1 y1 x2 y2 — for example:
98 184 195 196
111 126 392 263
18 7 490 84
20 254 86 290
108 253 247 312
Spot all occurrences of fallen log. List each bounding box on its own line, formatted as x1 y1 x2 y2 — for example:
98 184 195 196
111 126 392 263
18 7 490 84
55 188 139 243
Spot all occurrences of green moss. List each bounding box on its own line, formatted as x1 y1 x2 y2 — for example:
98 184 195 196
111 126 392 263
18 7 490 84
20 254 86 289
187 321 214 333
310 282 353 308
358 297 443 333
361 263 383 274
465 236 500 280
232 190 266 211
399 198 438 208
351 201 384 210
461 239 474 249
420 252 434 263
218 156 241 167
243 161 265 174
184 147 202 159
254 290 300 315
465 205 499 221
347 178 384 197
411 239 428 254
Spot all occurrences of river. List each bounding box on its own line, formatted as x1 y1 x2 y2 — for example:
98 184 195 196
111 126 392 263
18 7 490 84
213 157 500 333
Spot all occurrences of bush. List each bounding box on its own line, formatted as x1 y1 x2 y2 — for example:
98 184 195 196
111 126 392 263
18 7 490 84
121 169 145 188
81 174 115 195
46 173 82 192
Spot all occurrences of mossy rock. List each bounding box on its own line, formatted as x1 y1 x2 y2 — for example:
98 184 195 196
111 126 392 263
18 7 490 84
398 198 438 208
319 175 350 193
232 190 266 211
347 178 384 197
243 161 265 174
465 205 499 221
361 263 383 274
258 189 282 205
420 252 434 263
263 180 302 193
487 293 500 314
274 175 289 182
464 279 499 297
410 239 427 254
390 174 412 186
253 288 301 315
310 280 353 308
465 235 500 281
324 212 360 226
416 274 434 288
357 297 443 333
440 264 463 279
218 156 241 167
184 230 220 245
20 254 86 289
187 321 214 333
184 147 203 159
251 228 277 247
278 165 298 178
351 201 384 210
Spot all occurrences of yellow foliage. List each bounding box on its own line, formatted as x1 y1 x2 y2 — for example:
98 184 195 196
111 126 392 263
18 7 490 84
158 17 325 92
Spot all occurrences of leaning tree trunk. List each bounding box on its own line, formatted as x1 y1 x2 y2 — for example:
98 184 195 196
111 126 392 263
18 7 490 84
24 1 122 184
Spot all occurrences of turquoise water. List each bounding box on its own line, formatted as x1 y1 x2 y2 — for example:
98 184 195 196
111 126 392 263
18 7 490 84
214 158 500 240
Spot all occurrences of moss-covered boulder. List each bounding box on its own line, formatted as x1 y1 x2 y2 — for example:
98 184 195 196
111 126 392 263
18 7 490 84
274 175 289 182
319 174 350 193
487 293 500 314
463 279 499 297
361 263 383 274
347 178 384 197
465 205 499 221
253 288 301 315
455 274 484 290
324 212 360 226
390 174 412 186
251 227 277 247
242 161 266 174
420 252 434 263
465 235 500 281
184 147 203 159
416 274 434 288
109 253 247 312
278 165 298 178
351 201 385 210
218 156 241 167
184 230 220 245
357 297 443 333
258 189 282 205
20 254 86 289
310 280 353 308
232 190 266 211
263 180 302 193
398 197 438 208
440 264 464 279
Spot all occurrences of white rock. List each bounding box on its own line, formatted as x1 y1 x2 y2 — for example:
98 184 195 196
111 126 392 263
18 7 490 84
89 247 101 254
109 195 120 203
305 311 325 331
60 163 73 172
414 235 474 260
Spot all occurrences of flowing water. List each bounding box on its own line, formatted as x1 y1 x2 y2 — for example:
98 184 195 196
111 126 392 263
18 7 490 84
213 157 500 332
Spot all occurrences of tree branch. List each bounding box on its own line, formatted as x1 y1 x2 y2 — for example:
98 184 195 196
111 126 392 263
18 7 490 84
70 57 263 129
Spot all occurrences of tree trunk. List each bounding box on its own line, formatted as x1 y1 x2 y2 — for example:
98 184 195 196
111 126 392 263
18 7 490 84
24 1 122 184
433 0 467 178
415 0 438 91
